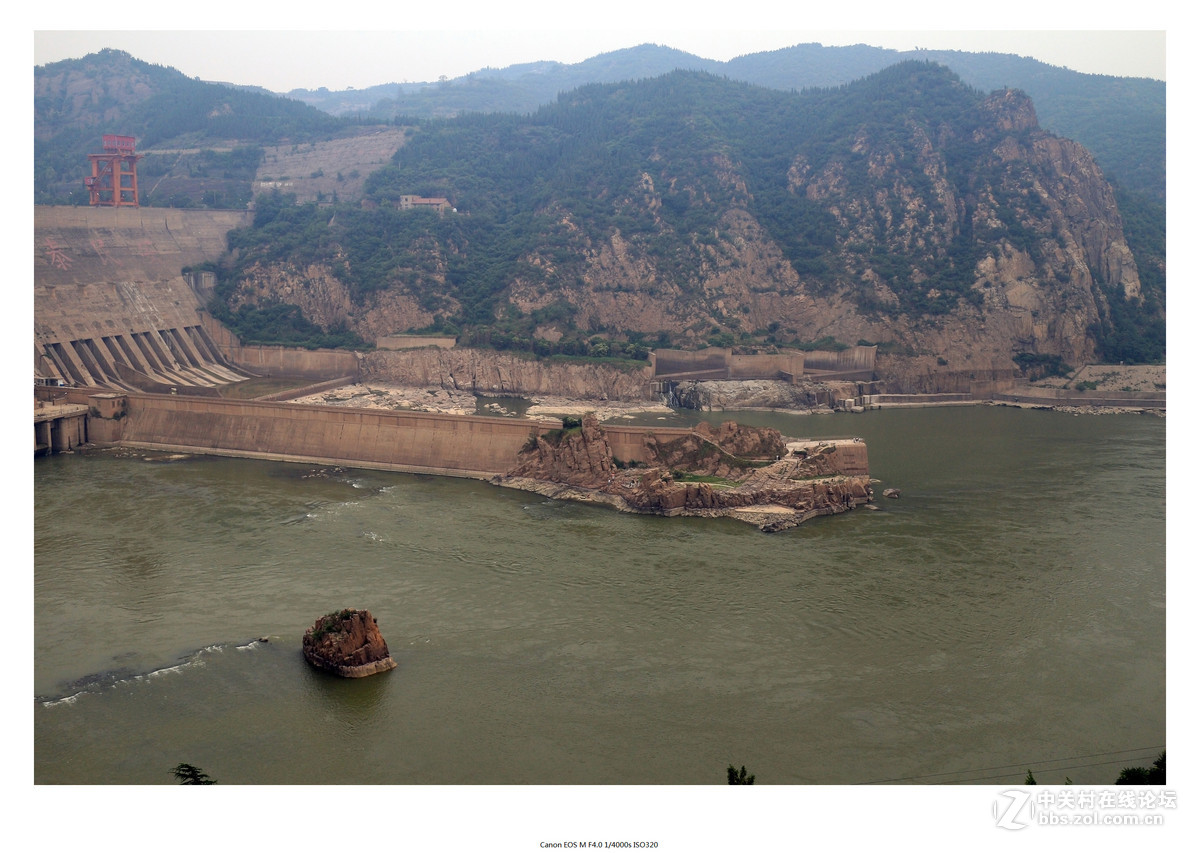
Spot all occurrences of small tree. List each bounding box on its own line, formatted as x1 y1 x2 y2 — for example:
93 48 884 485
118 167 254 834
727 764 755 785
171 763 217 785
1116 751 1166 785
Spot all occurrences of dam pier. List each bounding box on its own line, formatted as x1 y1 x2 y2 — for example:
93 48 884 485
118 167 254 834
33 400 88 455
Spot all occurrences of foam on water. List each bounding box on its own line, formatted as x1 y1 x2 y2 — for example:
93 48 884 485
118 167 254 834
37 640 262 707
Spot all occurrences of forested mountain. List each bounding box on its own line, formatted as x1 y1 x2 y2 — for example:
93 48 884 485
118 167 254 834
209 64 1163 375
34 49 352 206
34 45 1163 304
283 40 1166 329
32 47 1165 375
289 42 1165 204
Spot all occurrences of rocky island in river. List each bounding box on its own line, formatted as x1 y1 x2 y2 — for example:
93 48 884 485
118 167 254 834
302 609 397 678
492 415 872 532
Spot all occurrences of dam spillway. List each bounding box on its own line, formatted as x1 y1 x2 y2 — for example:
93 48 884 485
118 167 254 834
34 205 254 392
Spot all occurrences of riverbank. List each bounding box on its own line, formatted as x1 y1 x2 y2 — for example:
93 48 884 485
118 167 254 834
283 372 1164 423
286 381 674 421
990 400 1165 417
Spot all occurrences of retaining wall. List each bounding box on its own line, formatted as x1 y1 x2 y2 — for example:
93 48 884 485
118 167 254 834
195 314 360 381
990 390 1166 409
729 352 806 380
113 394 562 478
220 342 361 380
604 424 692 464
650 346 876 382
105 395 692 473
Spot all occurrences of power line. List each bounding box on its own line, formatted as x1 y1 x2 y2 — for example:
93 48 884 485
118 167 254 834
919 754 1165 786
856 745 1166 785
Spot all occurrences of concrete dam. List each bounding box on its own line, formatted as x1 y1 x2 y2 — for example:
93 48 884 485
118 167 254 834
34 205 878 475
31 206 711 476
35 206 254 392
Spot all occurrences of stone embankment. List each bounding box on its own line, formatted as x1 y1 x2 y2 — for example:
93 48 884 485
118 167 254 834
492 415 871 532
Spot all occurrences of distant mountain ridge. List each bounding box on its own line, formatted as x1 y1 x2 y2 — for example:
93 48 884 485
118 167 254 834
285 42 1165 202
34 42 1164 206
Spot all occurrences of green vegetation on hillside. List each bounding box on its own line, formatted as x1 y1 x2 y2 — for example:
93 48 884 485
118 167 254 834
185 65 1165 361
361 66 1083 320
1098 186 1166 363
323 41 1162 206
34 49 349 207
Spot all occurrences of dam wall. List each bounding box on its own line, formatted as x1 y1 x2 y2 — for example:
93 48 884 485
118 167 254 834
192 313 360 381
35 206 250 290
63 383 867 479
75 389 864 477
650 346 876 383
105 394 564 478
35 205 254 391
604 424 691 464
729 352 806 380
651 349 732 380
99 393 687 474
223 343 361 380
801 346 877 373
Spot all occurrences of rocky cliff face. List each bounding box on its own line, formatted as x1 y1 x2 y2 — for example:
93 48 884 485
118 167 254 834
761 88 1138 383
363 348 653 401
302 608 397 678
229 260 443 344
491 87 1139 389
496 415 871 531
217 72 1148 392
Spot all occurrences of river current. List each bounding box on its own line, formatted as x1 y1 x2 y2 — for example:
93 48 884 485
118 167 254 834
33 405 1165 787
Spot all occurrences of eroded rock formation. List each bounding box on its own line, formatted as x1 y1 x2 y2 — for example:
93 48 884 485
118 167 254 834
494 414 871 532
363 348 652 401
302 608 397 677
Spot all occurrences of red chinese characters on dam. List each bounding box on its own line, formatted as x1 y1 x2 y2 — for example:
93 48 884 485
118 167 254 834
43 240 73 270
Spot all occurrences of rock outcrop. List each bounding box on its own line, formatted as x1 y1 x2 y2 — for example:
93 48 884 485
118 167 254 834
302 608 397 677
363 348 653 402
494 414 871 531
201 66 1158 395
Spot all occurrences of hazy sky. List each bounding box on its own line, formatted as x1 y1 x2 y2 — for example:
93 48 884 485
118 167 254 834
32 4 1169 93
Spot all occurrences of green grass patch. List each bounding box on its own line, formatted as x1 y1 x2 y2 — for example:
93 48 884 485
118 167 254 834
670 471 737 486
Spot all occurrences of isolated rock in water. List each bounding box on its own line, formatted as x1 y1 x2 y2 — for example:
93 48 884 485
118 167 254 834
883 488 901 499
302 608 397 677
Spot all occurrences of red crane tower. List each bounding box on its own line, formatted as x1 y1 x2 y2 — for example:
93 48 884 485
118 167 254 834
84 134 143 207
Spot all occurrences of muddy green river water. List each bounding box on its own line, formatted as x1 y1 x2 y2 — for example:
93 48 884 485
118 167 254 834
34 405 1165 787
